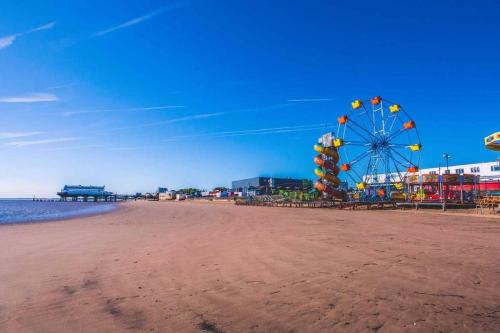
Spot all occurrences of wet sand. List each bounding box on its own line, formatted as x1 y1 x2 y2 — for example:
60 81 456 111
0 201 499 332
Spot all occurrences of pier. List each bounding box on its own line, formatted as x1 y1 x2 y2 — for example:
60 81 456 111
57 185 117 202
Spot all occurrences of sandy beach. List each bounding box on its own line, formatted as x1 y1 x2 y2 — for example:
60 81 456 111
0 201 499 332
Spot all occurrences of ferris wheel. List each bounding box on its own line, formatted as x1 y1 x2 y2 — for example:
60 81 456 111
335 96 421 200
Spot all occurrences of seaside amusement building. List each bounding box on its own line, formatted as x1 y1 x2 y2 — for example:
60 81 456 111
365 160 500 192
57 185 116 202
232 177 312 196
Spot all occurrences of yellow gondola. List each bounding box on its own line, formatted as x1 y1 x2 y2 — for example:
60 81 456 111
407 144 422 151
313 143 324 153
333 138 344 148
394 182 403 190
356 182 366 190
389 104 400 113
314 167 326 177
351 100 363 109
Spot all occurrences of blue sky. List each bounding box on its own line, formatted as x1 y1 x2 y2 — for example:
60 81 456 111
0 0 499 197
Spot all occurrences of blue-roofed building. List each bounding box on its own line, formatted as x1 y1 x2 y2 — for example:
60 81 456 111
157 187 168 194
232 177 312 196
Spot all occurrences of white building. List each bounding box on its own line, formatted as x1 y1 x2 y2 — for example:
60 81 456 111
419 160 500 181
365 160 500 184
159 190 176 200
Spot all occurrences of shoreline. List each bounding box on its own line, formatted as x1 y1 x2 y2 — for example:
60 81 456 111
0 201 122 227
2 199 498 227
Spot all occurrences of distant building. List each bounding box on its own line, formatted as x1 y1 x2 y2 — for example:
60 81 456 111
157 187 168 194
421 160 500 180
176 193 186 201
232 177 312 195
57 185 115 201
364 160 500 191
159 190 176 200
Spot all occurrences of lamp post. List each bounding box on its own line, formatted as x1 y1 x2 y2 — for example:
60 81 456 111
441 154 452 211
443 153 451 172
438 163 443 203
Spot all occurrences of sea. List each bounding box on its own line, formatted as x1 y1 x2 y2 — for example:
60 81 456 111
0 199 117 225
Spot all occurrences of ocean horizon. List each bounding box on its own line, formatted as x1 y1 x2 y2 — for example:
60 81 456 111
0 199 117 225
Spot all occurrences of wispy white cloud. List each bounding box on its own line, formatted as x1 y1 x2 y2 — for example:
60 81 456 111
163 124 321 140
5 137 77 147
233 103 293 114
58 105 184 116
30 22 56 32
94 112 224 134
89 103 295 135
0 131 42 139
287 98 336 102
0 35 16 49
0 22 55 50
142 112 225 127
39 144 104 152
0 93 58 103
162 123 334 142
143 103 291 125
110 147 137 151
94 3 186 37
45 82 78 91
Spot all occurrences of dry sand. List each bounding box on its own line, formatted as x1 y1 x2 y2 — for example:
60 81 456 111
0 201 499 332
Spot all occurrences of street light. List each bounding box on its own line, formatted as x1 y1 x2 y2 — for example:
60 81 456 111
443 153 451 172
441 154 452 210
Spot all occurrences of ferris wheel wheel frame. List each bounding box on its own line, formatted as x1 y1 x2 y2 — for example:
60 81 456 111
335 97 422 200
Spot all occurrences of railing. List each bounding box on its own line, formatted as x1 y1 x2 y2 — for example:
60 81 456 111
235 196 395 209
